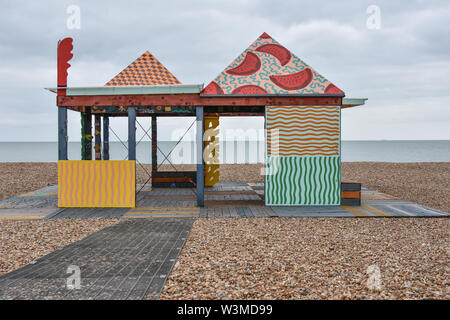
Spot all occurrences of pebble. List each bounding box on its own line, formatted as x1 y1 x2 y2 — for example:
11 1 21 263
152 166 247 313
1 162 448 212
160 218 449 300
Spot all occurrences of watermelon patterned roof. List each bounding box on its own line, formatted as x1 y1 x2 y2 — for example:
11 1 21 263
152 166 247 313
201 32 344 95
105 51 181 86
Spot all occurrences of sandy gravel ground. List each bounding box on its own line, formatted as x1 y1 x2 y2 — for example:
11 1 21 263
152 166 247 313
0 219 118 275
0 163 57 200
0 163 263 199
160 218 449 300
0 162 448 212
151 163 450 212
342 162 450 213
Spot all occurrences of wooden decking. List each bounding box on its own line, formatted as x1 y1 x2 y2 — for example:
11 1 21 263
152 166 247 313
0 183 448 219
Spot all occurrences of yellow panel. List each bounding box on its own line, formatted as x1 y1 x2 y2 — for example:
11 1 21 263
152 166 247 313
204 116 220 187
58 160 135 208
205 164 220 187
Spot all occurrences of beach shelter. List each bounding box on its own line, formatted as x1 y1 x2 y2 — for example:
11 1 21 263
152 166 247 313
203 32 346 205
49 32 365 208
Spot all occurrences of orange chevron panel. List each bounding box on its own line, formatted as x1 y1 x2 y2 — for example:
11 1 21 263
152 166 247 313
105 51 181 86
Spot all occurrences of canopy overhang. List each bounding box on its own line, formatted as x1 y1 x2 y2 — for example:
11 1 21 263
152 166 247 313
342 98 367 109
47 86 365 109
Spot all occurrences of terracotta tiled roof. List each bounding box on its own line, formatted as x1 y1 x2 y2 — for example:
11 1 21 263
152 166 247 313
201 32 344 95
105 51 181 86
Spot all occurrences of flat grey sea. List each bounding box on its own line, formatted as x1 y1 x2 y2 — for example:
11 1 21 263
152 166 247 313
0 140 448 163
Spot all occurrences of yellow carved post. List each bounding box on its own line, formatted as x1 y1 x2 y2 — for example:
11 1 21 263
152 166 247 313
203 116 220 186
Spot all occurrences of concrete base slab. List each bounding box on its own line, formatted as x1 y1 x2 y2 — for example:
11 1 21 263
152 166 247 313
0 208 58 220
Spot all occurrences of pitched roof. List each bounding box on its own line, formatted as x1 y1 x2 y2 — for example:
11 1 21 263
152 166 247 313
105 51 181 86
201 32 344 95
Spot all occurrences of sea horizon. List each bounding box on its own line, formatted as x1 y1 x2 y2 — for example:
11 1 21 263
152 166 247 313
0 140 448 163
1 139 449 142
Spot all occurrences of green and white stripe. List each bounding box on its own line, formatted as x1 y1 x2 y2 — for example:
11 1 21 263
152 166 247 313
266 156 341 205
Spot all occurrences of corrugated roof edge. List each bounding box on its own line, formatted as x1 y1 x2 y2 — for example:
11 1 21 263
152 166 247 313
45 84 204 95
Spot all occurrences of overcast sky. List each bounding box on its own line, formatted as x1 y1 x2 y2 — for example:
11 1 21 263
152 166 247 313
0 0 449 142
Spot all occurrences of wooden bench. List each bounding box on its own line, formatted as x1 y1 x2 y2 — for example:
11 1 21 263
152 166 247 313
152 171 196 188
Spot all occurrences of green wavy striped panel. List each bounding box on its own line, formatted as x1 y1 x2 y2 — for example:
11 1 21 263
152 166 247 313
265 156 341 205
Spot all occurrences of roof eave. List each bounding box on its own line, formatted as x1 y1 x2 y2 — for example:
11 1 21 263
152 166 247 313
342 98 368 109
200 93 345 98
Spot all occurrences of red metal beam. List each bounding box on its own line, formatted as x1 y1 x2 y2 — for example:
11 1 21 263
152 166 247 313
205 113 265 117
57 94 342 107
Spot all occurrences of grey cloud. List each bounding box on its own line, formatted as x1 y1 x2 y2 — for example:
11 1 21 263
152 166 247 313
0 0 449 141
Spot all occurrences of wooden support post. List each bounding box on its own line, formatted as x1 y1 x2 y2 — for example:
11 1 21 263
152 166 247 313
151 115 157 171
94 115 102 160
103 116 109 160
196 106 204 206
128 107 136 161
58 107 68 160
81 108 92 160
